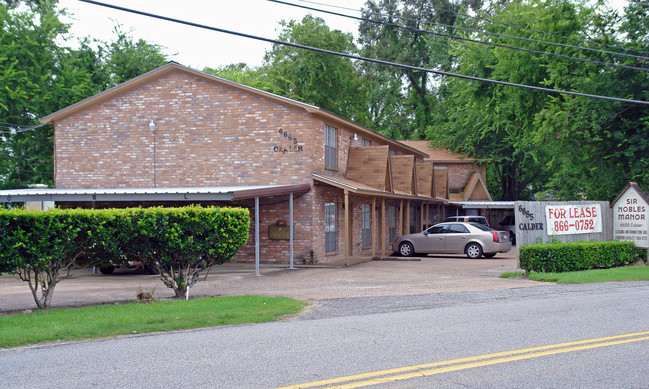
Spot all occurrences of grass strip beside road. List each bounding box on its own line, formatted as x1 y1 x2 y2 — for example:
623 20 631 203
500 265 649 283
0 295 306 348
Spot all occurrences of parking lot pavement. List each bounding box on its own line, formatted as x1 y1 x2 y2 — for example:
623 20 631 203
0 247 537 313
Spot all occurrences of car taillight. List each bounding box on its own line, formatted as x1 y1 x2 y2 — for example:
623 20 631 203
491 232 499 242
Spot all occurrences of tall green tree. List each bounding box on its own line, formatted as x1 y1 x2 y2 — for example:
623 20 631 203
103 24 168 85
0 2 94 189
427 0 610 200
203 62 274 91
0 3 168 189
358 0 482 139
262 15 369 124
533 1 649 200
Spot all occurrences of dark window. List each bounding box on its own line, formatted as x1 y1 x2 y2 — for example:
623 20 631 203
388 206 396 242
362 204 371 247
324 125 337 170
325 202 337 252
449 224 469 233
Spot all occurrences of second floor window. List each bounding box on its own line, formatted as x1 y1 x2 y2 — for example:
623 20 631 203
325 125 337 170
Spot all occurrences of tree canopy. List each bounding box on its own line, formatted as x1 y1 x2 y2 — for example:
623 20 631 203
0 3 167 189
3 0 648 201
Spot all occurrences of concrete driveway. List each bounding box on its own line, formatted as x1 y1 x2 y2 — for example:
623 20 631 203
0 247 538 313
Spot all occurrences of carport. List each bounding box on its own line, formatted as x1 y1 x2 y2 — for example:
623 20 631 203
0 184 312 275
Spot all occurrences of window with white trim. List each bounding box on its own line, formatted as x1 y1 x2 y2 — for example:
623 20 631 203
325 202 337 253
361 138 371 147
324 125 337 170
361 204 371 247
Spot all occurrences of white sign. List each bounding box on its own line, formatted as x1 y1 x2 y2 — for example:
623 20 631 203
545 204 602 235
613 187 649 248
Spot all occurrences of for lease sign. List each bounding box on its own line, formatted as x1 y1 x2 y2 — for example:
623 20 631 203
545 204 602 235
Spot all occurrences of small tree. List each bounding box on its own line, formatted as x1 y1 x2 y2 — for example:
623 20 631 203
0 209 95 309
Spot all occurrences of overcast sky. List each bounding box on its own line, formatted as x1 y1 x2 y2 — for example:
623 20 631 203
59 0 367 70
58 0 630 71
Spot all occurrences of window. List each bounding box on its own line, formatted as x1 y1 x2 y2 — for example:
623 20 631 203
449 224 469 233
324 125 337 170
361 138 371 147
362 204 371 247
388 205 396 243
325 202 337 253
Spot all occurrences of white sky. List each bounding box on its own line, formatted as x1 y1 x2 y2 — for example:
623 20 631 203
59 0 367 70
58 0 631 71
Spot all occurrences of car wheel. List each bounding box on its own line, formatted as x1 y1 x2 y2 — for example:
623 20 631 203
99 265 115 275
483 253 496 259
398 242 415 257
465 243 483 259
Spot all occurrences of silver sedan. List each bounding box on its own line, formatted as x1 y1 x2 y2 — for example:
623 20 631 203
392 222 512 259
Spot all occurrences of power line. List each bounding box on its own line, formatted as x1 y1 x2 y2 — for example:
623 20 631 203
420 1 649 57
79 0 649 106
293 0 649 62
0 153 53 165
270 0 649 72
0 122 50 134
0 166 53 175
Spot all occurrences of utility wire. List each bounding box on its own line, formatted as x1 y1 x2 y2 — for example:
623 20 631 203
294 0 649 61
296 0 649 57
270 0 649 72
79 0 649 106
0 166 53 175
417 1 649 57
0 153 53 165
0 122 50 134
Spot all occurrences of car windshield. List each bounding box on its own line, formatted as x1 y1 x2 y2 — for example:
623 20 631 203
469 223 495 231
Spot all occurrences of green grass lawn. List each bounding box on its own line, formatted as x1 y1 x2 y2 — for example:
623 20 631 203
0 295 306 349
500 265 649 284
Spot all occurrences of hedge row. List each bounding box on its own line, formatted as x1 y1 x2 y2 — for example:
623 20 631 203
0 206 250 308
519 241 644 273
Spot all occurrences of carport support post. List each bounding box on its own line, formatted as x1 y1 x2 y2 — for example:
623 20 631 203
371 197 376 257
289 192 294 269
381 197 386 257
255 197 260 276
344 189 350 266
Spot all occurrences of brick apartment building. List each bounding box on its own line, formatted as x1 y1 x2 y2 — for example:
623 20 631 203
2 62 490 264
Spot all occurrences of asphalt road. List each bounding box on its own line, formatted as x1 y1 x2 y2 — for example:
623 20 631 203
2 281 649 388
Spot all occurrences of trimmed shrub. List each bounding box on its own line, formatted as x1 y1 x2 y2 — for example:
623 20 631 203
519 241 638 273
0 208 101 309
0 206 250 307
98 206 250 299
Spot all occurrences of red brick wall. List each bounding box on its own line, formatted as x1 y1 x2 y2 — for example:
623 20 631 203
54 70 319 189
446 163 487 193
51 68 440 264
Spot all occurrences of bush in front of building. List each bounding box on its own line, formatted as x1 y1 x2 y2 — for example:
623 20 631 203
0 208 100 309
101 206 250 299
519 241 639 273
0 206 250 309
